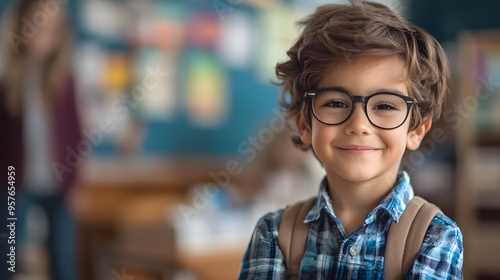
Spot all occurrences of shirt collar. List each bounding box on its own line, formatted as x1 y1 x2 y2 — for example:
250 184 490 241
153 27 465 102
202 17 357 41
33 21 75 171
304 171 414 224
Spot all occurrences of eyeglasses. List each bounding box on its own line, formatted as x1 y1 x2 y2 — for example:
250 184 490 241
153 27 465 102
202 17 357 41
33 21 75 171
304 87 417 130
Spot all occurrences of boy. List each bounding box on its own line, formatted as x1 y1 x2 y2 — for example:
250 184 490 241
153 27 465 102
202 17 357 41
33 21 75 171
238 1 463 279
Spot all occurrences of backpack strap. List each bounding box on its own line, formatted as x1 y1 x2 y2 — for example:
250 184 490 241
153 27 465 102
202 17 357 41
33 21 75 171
384 196 442 280
278 196 317 277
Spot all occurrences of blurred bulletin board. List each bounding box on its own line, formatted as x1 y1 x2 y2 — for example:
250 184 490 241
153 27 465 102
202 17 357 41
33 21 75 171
82 0 302 157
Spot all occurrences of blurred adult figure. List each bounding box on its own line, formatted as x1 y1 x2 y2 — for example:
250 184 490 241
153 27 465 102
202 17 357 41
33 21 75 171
0 0 81 279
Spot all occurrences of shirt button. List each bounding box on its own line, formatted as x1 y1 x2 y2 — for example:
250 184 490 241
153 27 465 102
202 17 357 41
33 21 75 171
349 245 358 256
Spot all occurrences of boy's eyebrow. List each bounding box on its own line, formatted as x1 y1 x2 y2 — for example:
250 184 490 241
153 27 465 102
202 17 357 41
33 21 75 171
368 88 408 96
314 86 407 96
313 86 350 94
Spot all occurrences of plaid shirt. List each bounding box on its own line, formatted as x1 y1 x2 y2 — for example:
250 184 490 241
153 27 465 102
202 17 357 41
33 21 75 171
238 172 463 279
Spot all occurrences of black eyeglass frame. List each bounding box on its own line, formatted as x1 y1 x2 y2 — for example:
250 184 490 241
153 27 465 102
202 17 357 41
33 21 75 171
303 87 418 130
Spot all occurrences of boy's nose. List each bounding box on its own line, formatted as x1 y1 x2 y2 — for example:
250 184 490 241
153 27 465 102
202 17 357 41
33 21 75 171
343 105 374 135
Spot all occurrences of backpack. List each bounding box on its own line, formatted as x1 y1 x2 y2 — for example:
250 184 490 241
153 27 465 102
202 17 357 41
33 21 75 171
277 196 441 280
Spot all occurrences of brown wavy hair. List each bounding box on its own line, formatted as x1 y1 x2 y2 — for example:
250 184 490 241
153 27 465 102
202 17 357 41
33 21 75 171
276 1 450 150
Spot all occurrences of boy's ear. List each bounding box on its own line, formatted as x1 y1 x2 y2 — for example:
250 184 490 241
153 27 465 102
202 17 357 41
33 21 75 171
406 118 432 150
295 113 312 146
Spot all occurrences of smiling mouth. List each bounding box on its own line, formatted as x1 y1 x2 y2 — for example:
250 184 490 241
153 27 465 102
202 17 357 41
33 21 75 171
337 145 382 155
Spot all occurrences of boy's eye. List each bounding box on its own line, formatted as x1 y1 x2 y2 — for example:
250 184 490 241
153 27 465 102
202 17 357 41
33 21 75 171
373 103 398 110
323 100 349 108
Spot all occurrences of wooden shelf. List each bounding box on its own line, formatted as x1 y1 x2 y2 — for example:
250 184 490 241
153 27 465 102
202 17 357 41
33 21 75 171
456 30 500 280
475 189 500 210
476 135 500 147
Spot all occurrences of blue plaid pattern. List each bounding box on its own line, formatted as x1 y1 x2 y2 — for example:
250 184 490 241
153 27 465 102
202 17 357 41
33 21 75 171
238 172 463 279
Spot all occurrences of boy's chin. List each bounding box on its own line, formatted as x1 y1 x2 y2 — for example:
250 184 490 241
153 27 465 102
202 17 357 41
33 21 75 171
328 168 398 185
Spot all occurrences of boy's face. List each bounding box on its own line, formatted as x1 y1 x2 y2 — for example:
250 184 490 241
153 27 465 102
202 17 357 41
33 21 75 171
296 55 431 184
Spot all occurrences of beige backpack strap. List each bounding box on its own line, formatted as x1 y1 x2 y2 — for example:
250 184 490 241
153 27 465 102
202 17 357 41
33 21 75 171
384 196 442 280
278 196 317 277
